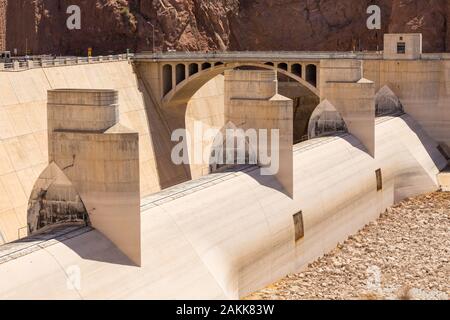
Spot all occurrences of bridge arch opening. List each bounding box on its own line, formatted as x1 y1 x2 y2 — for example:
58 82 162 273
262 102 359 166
155 61 322 183
291 64 302 78
265 62 274 66
202 62 212 70
162 62 320 144
278 63 288 71
176 64 186 85
163 64 173 95
306 64 317 87
189 63 199 76
215 62 224 66
163 62 319 106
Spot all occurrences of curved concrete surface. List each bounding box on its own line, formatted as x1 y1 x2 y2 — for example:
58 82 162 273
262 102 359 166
0 114 446 299
0 61 225 244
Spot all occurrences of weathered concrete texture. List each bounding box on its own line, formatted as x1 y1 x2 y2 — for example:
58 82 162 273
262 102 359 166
133 58 319 183
384 34 423 60
185 75 226 180
320 60 376 157
225 70 293 197
438 169 450 192
0 68 50 243
0 61 224 244
27 162 88 234
135 61 229 184
363 59 450 152
375 85 404 116
0 114 445 299
278 84 319 143
46 89 141 266
308 99 348 139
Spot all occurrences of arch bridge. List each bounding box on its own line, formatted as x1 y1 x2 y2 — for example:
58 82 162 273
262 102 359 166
133 51 383 158
132 51 380 108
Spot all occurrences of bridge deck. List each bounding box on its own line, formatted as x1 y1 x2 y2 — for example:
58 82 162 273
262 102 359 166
134 51 383 62
133 51 450 62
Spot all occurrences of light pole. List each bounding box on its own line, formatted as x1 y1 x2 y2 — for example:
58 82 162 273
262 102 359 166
146 21 156 54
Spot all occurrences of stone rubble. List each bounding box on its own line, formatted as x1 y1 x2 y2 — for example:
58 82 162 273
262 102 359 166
248 192 450 300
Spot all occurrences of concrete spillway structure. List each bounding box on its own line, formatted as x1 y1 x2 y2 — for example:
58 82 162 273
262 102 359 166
0 113 446 299
0 33 449 299
0 60 225 245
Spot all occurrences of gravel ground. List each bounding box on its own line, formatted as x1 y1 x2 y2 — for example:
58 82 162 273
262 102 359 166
247 192 450 300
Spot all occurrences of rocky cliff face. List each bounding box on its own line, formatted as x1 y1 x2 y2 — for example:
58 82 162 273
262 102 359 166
1 0 449 55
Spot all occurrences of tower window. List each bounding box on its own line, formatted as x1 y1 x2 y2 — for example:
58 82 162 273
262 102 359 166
397 42 406 54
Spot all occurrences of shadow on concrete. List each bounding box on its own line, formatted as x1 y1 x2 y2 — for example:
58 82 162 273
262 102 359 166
215 164 292 198
247 167 292 198
134 70 192 190
340 133 369 154
7 225 136 267
401 114 448 169
61 228 137 267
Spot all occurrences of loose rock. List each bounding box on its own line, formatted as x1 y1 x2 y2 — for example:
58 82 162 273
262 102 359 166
247 192 450 300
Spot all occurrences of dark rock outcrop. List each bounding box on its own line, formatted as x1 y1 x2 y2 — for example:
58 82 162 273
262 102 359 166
1 0 449 55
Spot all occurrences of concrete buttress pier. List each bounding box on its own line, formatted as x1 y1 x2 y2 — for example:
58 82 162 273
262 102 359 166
225 70 294 197
320 60 376 157
37 89 141 265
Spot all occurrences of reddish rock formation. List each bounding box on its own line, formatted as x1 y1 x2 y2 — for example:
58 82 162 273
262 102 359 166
388 0 450 53
0 0 449 55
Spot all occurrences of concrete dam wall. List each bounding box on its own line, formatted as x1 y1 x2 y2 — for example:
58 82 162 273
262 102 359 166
0 47 449 299
0 114 446 299
0 60 225 244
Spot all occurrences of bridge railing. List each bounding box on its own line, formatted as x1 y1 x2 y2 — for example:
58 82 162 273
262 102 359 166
0 53 134 72
133 50 384 61
134 51 450 62
421 53 450 60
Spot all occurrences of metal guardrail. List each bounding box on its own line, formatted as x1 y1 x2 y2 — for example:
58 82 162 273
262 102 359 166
134 51 384 62
134 50 450 62
3 51 449 71
0 53 134 71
